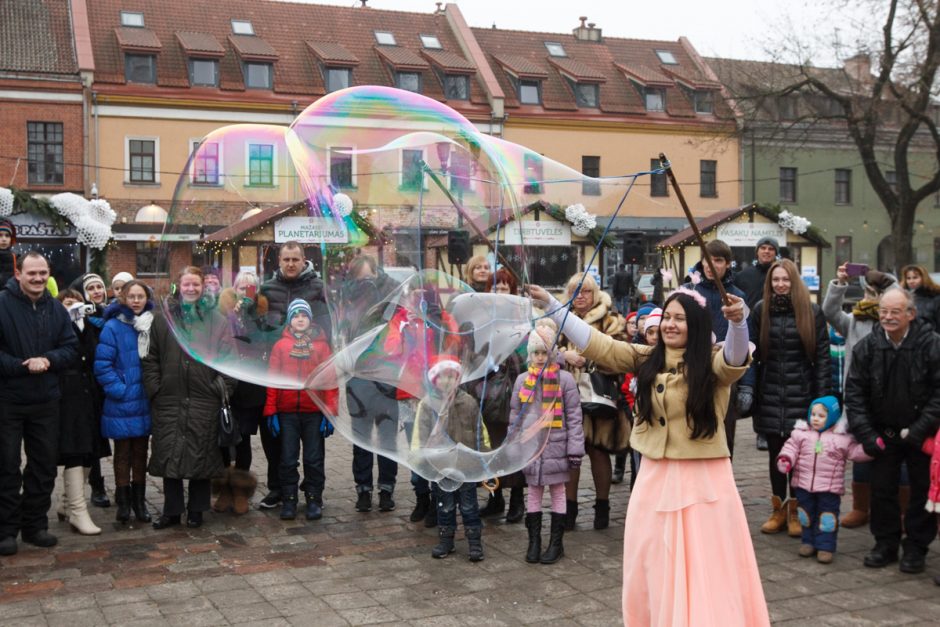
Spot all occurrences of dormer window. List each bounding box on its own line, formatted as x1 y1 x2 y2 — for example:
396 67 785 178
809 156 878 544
189 59 219 87
396 72 421 93
655 50 677 65
231 20 254 35
244 62 272 89
644 87 665 111
374 31 396 46
324 67 351 93
693 90 714 114
567 79 598 108
120 11 144 27
513 78 541 105
544 42 566 57
125 54 156 84
420 35 441 49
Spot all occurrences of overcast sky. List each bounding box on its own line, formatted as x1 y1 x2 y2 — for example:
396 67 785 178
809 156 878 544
288 0 864 65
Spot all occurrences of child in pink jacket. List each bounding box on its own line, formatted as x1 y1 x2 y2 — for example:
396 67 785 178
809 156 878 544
777 396 873 564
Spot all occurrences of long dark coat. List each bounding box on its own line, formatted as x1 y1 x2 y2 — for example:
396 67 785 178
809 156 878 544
58 320 105 460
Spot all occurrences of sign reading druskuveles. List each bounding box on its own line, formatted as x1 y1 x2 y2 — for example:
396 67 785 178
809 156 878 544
503 221 572 246
274 217 349 244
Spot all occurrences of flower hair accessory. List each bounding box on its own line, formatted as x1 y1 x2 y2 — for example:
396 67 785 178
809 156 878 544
672 286 707 309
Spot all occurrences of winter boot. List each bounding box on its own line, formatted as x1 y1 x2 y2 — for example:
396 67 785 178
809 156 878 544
541 512 566 564
525 512 543 563
305 494 323 520
410 493 430 523
89 463 110 508
280 491 298 520
466 526 484 562
787 499 801 537
212 467 234 513
115 485 131 524
56 468 68 522
593 499 610 530
479 489 505 518
564 499 578 531
378 490 395 512
760 496 787 534
612 453 626 484
131 482 151 523
431 526 456 558
64 467 100 535
230 469 258 515
841 482 870 528
505 487 525 523
424 500 438 528
356 489 372 512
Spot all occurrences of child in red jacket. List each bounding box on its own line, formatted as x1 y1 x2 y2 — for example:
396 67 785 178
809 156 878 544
264 299 337 522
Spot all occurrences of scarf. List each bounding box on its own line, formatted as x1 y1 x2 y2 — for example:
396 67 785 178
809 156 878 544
770 293 793 314
852 299 879 322
519 363 563 428
133 311 154 358
289 329 313 359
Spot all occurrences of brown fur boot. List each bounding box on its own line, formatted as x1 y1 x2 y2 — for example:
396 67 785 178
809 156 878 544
899 484 911 533
230 469 258 515
787 499 802 537
760 496 787 534
212 467 234 513
840 482 869 528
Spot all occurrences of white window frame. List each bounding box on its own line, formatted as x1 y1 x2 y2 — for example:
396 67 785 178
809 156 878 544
399 148 428 191
327 145 357 188
124 135 160 184
244 141 278 188
655 50 678 65
374 31 396 46
120 11 144 27
231 19 254 35
544 42 566 57
189 138 224 186
420 34 442 49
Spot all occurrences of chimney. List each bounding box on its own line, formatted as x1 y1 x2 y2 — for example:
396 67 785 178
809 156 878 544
573 16 602 42
844 53 871 82
435 2 443 14
359 0 368 7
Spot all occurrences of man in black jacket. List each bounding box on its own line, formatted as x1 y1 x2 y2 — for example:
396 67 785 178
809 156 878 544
845 288 940 574
0 252 79 555
734 236 778 309
611 264 634 314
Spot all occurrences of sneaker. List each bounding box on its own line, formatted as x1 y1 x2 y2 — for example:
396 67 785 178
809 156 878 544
259 490 282 510
355 491 372 513
379 490 395 512
0 536 17 556
21 529 57 548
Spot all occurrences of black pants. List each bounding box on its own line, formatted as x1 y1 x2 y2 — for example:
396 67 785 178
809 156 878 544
221 437 252 471
0 401 59 538
162 477 211 516
259 415 281 490
352 446 397 494
766 433 789 500
870 439 936 552
279 413 325 500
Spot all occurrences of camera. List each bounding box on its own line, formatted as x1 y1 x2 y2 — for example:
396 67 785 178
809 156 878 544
68 302 96 322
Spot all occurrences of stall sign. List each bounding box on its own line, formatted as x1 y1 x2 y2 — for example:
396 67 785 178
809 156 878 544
715 222 788 247
274 217 349 244
10 212 73 238
504 221 571 246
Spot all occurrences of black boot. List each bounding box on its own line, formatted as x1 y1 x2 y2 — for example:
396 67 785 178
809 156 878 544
115 485 131 524
541 512 565 564
466 526 484 562
131 483 151 523
505 487 525 523
593 499 610 530
431 526 456 558
479 489 505 518
410 493 430 523
525 512 542 563
280 491 298 521
612 454 626 484
89 466 110 508
564 499 578 531
152 514 181 530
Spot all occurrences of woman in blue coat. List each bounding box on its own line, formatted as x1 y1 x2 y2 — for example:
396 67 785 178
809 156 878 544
94 280 153 525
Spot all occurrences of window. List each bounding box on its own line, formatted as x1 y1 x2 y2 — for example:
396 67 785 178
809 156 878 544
700 160 717 197
693 90 714 114
325 67 350 93
780 167 797 202
835 236 852 269
443 74 469 100
136 242 168 277
644 87 665 111
189 59 218 87
396 72 421 93
650 158 667 197
128 138 156 183
886 170 898 194
778 96 798 121
655 50 677 64
835 169 851 204
125 54 156 83
571 81 599 108
120 11 144 27
523 154 543 194
190 140 220 186
374 31 396 46
401 149 425 190
329 147 354 188
518 79 541 105
244 62 272 89
420 34 441 49
27 122 63 185
527 246 579 288
448 149 473 194
544 42 566 57
248 144 274 186
231 19 253 35
582 156 600 196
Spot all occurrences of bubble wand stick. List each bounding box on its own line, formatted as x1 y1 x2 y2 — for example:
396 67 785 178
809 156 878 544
658 153 731 306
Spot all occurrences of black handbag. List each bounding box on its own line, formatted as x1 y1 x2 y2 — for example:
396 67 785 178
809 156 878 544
216 377 241 448
577 363 620 419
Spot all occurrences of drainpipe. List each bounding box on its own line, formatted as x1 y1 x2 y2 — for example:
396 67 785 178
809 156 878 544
92 91 100 190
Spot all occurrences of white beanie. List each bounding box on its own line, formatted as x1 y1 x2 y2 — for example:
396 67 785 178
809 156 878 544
643 308 663 330
527 318 558 357
111 271 134 287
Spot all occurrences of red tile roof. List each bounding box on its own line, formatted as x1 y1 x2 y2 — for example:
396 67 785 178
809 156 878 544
549 57 607 82
0 0 77 75
228 34 278 61
176 31 226 57
492 54 549 79
306 41 359 66
421 49 476 74
114 27 163 52
374 46 429 71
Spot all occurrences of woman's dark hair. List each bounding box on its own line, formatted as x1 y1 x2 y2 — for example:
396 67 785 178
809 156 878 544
634 292 719 440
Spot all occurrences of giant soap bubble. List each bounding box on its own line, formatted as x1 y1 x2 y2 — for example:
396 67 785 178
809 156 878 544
162 86 631 489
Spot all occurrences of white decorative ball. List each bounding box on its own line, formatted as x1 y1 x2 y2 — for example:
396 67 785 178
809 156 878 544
0 187 13 217
333 193 354 217
571 224 592 237
88 199 117 226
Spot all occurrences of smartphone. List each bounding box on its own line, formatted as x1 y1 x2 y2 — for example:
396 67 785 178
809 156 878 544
845 263 870 277
246 285 257 299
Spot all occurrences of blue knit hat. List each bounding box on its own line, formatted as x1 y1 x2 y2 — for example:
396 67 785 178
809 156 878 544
808 395 841 432
287 298 313 323
637 303 657 318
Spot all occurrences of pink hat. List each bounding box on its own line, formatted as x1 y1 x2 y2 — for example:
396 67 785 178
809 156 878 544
644 308 663 330
428 355 462 384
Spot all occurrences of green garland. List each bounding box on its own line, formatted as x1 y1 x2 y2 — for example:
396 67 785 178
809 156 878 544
756 203 827 244
534 202 618 248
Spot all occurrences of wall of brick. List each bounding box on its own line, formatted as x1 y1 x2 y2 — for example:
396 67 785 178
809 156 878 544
0 100 85 193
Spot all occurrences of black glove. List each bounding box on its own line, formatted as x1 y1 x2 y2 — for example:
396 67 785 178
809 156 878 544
861 436 886 458
736 385 754 415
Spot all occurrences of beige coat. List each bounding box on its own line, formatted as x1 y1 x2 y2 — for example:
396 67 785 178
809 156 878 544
581 330 749 460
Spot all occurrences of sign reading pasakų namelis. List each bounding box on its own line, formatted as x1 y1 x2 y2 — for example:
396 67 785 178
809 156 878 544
715 222 788 247
274 217 349 244
504 221 572 246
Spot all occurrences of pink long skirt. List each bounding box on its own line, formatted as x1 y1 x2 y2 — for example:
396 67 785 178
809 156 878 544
622 457 770 627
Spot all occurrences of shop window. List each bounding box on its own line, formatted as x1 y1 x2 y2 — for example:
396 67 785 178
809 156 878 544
136 241 168 277
27 122 64 185
526 246 578 288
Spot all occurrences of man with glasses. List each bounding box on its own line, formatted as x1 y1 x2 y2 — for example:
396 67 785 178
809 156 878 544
845 287 940 575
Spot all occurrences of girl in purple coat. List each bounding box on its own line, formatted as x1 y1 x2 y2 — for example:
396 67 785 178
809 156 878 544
510 319 584 565
776 395 874 563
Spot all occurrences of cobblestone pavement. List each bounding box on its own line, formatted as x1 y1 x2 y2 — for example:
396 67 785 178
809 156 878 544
1 418 939 626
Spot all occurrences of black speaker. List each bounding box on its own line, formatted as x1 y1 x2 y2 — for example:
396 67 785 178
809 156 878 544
447 230 471 265
622 232 645 264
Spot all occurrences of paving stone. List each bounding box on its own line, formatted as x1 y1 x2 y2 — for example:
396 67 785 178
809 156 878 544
0 616 47 627
45 608 106 627
155 594 215 615
219 600 284 623
101 600 162 622
94 587 152 607
162 608 228 626
145 580 202 602
39 593 97 613
206 587 264 608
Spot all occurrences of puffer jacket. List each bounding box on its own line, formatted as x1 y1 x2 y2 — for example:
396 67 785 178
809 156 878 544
413 388 491 451
143 301 236 480
911 287 940 331
684 262 747 341
734 261 772 310
509 368 584 486
263 325 338 416
845 318 940 449
94 302 152 439
752 299 831 436
777 418 871 495
259 260 331 340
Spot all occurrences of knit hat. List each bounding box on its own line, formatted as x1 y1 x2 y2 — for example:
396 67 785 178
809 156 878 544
625 311 637 323
808 395 842 432
82 273 105 294
111 271 134 288
637 303 657 319
0 219 15 245
286 298 313 323
864 270 897 294
644 308 663 329
428 354 462 385
756 236 779 253
527 318 558 358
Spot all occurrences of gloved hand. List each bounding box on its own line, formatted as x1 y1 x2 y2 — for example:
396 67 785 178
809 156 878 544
267 414 280 437
736 385 754 415
776 457 792 474
320 415 334 438
567 455 582 468
862 436 885 458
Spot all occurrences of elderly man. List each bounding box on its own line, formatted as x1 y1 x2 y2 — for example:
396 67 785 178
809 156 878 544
845 287 940 574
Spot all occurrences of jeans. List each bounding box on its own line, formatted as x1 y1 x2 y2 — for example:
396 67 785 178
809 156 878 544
0 401 59 537
434 482 481 529
278 412 325 500
870 439 935 552
348 378 398 493
352 446 397 493
163 477 210 516
794 488 841 552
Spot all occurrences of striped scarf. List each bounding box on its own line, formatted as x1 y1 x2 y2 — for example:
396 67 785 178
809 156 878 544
289 329 313 359
519 363 563 428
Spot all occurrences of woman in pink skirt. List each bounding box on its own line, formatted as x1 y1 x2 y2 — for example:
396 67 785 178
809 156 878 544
529 285 769 627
